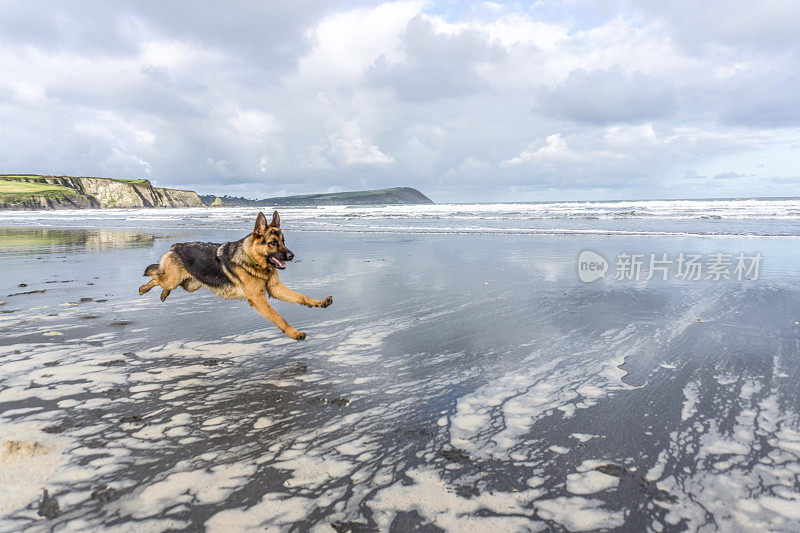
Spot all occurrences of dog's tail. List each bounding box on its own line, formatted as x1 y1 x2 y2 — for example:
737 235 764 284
144 263 160 277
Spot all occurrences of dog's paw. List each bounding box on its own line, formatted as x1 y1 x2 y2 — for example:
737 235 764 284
320 296 333 308
292 331 307 341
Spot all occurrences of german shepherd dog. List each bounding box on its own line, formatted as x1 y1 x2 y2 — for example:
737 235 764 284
138 210 332 340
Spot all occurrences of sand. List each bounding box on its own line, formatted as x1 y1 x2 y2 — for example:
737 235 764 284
1 226 799 531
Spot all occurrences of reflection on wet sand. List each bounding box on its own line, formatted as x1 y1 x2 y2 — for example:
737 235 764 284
1 232 800 531
0 227 155 254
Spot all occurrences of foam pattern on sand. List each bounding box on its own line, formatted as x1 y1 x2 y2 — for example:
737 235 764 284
645 353 800 531
2 267 800 530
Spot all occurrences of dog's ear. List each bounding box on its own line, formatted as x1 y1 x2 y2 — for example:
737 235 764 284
254 211 268 236
271 210 280 227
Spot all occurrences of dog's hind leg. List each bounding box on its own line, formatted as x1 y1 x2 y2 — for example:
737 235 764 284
157 258 186 302
139 262 161 295
139 276 159 295
140 251 188 301
180 278 202 292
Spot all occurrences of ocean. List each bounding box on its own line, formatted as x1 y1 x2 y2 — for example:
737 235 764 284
2 198 800 236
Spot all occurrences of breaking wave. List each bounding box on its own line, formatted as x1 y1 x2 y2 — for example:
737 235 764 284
2 198 800 237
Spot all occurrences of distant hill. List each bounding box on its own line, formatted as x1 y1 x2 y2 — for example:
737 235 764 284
201 187 433 207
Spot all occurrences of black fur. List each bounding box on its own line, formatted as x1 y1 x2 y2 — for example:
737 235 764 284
171 242 235 288
144 264 159 276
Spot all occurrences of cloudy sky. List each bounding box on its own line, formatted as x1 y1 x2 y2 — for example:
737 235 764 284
1 1 799 202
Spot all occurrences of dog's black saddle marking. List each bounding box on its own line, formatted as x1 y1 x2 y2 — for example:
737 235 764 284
171 242 232 288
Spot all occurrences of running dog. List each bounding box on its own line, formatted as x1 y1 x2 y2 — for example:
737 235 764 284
139 211 332 340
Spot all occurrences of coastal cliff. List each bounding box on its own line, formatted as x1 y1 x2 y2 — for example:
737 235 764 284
0 175 203 210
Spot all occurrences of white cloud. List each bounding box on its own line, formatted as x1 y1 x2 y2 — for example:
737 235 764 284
297 1 423 82
504 133 571 166
331 122 394 167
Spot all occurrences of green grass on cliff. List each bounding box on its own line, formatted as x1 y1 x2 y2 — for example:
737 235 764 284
0 179 79 203
0 174 148 184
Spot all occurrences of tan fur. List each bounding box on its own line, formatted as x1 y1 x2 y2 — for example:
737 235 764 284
138 211 332 340
138 250 195 301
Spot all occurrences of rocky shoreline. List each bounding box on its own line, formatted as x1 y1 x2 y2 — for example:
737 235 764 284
0 194 96 211
0 175 203 210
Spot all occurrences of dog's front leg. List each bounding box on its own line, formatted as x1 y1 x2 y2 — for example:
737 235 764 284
268 280 333 309
247 293 306 340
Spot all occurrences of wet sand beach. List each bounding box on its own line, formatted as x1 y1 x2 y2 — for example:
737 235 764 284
2 223 800 531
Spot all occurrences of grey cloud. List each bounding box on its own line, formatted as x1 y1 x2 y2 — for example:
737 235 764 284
0 1 140 56
538 66 677 125
716 71 800 128
768 176 800 184
131 0 342 70
0 0 348 68
713 171 745 180
50 82 205 121
366 15 506 102
626 0 800 51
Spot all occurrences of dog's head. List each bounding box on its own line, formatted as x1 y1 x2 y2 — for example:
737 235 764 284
249 210 293 270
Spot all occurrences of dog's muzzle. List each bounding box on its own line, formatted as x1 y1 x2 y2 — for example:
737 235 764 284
269 250 293 269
